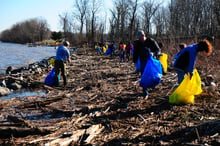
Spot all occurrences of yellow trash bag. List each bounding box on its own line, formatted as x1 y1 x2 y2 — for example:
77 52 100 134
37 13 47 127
169 69 202 104
49 58 55 66
102 46 106 53
159 53 168 73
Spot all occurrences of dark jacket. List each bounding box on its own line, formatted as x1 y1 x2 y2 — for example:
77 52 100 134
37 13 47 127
133 37 160 64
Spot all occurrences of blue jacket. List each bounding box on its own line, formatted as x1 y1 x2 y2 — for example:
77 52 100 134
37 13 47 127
174 44 198 74
55 45 70 62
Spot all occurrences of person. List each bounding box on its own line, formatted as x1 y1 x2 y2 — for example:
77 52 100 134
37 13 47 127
119 41 125 62
173 40 212 84
172 43 187 67
110 41 116 58
54 40 71 87
125 41 134 61
133 30 161 98
178 43 187 51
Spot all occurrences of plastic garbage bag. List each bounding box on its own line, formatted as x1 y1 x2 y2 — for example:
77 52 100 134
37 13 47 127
140 56 163 88
135 57 141 72
169 69 202 104
104 47 111 55
159 53 168 73
44 68 60 86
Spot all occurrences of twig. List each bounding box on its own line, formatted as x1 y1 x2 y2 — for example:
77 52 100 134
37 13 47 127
195 128 200 142
137 114 145 121
166 84 178 96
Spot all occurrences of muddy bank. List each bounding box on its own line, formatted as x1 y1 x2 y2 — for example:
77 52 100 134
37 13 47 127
0 47 219 145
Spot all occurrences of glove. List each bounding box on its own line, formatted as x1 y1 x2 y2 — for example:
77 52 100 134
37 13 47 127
189 72 193 80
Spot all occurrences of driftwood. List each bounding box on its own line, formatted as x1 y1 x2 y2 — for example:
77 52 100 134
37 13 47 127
0 126 50 138
0 46 219 145
0 115 51 138
44 124 104 146
7 115 34 128
16 96 64 109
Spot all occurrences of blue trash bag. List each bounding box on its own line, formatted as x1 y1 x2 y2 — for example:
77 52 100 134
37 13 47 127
140 56 163 88
96 47 101 53
104 47 111 55
44 68 60 86
135 57 141 72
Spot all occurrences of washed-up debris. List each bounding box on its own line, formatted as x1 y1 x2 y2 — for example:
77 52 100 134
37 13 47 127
0 47 219 145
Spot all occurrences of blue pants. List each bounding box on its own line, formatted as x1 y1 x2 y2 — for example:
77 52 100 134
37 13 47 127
141 60 148 96
175 68 185 84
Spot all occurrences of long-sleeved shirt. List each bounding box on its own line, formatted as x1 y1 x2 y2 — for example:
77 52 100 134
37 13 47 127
55 45 70 62
174 43 198 74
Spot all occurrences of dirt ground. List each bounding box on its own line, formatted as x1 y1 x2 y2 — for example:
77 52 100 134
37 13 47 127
0 46 219 145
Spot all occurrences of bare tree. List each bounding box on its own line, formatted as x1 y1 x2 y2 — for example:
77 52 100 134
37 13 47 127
169 0 219 37
142 0 161 34
109 0 129 42
90 0 102 42
127 0 139 41
0 18 50 44
109 10 117 41
38 18 50 41
73 0 89 42
153 6 169 36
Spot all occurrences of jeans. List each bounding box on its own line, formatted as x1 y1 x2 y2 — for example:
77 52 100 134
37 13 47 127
175 68 185 84
141 60 148 96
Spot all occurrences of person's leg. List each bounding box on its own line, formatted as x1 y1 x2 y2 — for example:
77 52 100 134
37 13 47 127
140 60 148 98
175 68 185 84
54 60 60 86
61 62 67 86
142 87 148 98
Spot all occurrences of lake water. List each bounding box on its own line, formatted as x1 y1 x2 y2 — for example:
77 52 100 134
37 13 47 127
0 41 56 74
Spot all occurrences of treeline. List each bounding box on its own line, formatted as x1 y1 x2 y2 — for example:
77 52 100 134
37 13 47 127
0 0 219 45
0 18 51 44
58 0 220 45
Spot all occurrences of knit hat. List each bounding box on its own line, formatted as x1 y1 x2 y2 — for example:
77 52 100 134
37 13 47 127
136 30 145 39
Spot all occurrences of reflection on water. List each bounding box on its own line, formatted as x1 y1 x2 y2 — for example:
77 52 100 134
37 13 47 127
0 89 47 100
0 42 56 74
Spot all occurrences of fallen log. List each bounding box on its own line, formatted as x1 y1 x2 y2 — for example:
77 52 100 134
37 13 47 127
0 126 51 138
17 96 64 109
7 115 34 128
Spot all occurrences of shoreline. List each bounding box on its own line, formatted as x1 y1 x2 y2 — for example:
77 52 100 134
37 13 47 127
0 47 219 145
0 56 55 96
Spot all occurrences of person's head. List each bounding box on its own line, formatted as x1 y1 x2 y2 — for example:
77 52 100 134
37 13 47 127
179 43 187 50
63 41 70 48
57 39 63 45
197 40 212 56
136 30 146 42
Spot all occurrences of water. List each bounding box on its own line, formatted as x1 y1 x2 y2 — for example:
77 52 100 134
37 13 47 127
0 89 47 100
0 41 56 74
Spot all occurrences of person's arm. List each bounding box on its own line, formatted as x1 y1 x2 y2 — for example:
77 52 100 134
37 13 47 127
66 49 71 63
147 38 161 58
133 42 138 63
67 57 71 63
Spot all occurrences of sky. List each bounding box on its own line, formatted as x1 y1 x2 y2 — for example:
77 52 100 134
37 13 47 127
0 0 169 34
0 0 113 33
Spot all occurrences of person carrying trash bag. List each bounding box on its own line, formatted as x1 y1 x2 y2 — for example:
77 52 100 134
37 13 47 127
54 40 71 87
173 39 212 84
133 30 161 99
170 39 212 104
